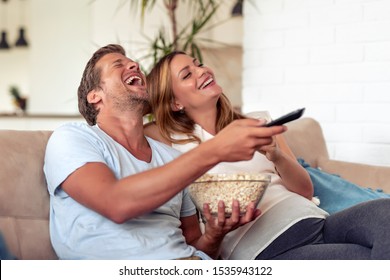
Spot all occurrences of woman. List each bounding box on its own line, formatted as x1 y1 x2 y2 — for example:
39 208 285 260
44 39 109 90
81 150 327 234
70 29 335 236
145 51 390 259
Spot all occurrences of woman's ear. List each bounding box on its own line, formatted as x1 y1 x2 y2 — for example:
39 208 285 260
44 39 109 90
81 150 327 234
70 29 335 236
171 100 183 112
87 89 102 104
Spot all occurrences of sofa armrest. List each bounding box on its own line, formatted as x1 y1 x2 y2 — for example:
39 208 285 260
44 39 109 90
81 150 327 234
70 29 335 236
318 158 390 194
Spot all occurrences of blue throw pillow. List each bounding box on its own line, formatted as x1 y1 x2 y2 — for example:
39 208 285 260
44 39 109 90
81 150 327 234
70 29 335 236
298 158 390 214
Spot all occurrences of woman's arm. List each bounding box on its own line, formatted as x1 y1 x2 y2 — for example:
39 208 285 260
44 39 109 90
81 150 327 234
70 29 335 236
181 201 260 259
260 134 314 200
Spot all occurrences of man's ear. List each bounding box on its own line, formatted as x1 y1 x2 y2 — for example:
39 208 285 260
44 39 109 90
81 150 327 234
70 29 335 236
87 89 102 104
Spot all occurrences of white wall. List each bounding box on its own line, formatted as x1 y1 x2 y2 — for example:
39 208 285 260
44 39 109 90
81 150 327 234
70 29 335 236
0 0 91 115
0 0 241 115
0 0 31 112
29 0 91 115
242 0 390 166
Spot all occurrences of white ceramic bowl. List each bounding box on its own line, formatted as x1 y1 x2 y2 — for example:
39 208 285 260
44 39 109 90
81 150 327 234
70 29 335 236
188 173 270 216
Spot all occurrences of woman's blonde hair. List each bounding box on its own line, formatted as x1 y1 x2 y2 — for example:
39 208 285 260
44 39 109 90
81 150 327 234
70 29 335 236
147 51 245 144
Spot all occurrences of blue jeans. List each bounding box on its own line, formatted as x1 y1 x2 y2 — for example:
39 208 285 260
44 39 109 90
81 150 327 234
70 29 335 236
256 198 390 259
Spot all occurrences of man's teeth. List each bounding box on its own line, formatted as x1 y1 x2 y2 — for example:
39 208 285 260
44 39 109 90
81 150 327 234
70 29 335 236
200 78 213 89
126 76 142 86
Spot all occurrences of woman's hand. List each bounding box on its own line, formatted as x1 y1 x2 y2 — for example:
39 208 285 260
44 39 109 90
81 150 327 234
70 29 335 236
259 134 295 165
187 200 261 259
259 135 314 200
258 136 282 162
202 200 261 242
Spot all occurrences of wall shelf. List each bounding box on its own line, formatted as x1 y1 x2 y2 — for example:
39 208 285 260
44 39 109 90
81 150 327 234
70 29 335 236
0 113 82 119
0 113 84 130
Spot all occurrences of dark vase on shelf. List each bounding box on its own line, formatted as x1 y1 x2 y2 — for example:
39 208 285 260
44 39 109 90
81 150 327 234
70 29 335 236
18 97 27 111
14 97 28 116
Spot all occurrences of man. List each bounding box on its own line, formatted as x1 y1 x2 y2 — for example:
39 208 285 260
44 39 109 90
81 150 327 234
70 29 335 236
44 44 286 260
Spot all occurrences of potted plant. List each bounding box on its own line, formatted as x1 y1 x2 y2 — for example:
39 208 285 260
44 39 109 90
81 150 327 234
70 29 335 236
9 86 28 115
118 0 244 72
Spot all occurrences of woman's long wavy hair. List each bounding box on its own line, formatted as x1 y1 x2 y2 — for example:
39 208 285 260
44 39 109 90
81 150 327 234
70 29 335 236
147 51 245 144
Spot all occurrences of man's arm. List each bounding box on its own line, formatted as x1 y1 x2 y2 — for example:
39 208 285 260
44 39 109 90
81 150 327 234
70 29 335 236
62 119 286 223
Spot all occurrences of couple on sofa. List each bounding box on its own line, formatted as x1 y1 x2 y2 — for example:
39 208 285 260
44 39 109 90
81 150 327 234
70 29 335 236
42 44 390 260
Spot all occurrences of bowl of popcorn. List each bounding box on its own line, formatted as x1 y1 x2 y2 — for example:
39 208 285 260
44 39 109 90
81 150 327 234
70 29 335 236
188 173 270 217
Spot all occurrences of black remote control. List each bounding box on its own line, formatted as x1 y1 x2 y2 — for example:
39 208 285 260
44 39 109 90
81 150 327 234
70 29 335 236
265 108 305 127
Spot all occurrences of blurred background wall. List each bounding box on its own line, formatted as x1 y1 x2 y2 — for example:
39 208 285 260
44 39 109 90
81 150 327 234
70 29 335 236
242 0 390 166
1 0 390 166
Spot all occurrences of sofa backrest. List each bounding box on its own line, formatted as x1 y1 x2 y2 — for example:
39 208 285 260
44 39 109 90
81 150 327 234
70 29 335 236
0 130 57 259
0 117 328 259
246 112 329 168
284 117 329 167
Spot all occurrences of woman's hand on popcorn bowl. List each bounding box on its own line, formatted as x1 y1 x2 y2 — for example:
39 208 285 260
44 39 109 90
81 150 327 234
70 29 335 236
202 199 261 241
188 173 271 216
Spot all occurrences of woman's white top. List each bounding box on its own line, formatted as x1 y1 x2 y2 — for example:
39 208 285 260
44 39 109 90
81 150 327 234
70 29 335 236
171 124 328 259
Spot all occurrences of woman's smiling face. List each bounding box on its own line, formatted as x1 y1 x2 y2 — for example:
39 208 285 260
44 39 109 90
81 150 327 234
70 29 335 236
169 54 222 112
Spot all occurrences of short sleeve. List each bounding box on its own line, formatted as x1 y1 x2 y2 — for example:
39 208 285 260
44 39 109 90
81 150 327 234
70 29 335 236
44 123 106 195
180 188 197 217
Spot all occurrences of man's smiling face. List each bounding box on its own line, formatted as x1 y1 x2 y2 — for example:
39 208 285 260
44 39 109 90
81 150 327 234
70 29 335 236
95 53 149 111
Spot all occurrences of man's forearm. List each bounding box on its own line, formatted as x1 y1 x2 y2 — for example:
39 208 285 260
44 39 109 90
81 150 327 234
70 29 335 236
110 138 222 221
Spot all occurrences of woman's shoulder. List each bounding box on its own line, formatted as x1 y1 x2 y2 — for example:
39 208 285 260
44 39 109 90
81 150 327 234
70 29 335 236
144 121 171 145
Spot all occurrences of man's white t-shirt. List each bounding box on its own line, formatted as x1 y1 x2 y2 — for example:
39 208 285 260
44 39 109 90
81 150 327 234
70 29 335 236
44 122 206 260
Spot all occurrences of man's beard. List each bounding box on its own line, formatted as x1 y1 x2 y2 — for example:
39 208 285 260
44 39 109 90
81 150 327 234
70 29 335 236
114 94 150 114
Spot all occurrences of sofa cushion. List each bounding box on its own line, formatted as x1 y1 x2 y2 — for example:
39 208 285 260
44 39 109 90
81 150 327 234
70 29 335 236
318 157 390 192
299 158 390 214
0 130 52 218
285 118 329 167
0 130 56 259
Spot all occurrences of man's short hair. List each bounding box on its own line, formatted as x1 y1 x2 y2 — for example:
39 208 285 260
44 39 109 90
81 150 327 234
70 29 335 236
77 44 126 125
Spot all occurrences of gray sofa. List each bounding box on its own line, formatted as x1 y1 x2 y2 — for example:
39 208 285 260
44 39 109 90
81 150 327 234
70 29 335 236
1 117 389 259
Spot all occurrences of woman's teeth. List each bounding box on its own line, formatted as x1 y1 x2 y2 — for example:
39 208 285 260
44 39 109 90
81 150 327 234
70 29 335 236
200 78 213 89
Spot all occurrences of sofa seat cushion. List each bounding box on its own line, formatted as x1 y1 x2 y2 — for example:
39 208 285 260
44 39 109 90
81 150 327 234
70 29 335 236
0 130 56 259
0 217 57 259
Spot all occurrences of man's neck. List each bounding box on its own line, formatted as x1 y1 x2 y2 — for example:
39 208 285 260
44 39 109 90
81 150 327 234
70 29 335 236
97 114 152 162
